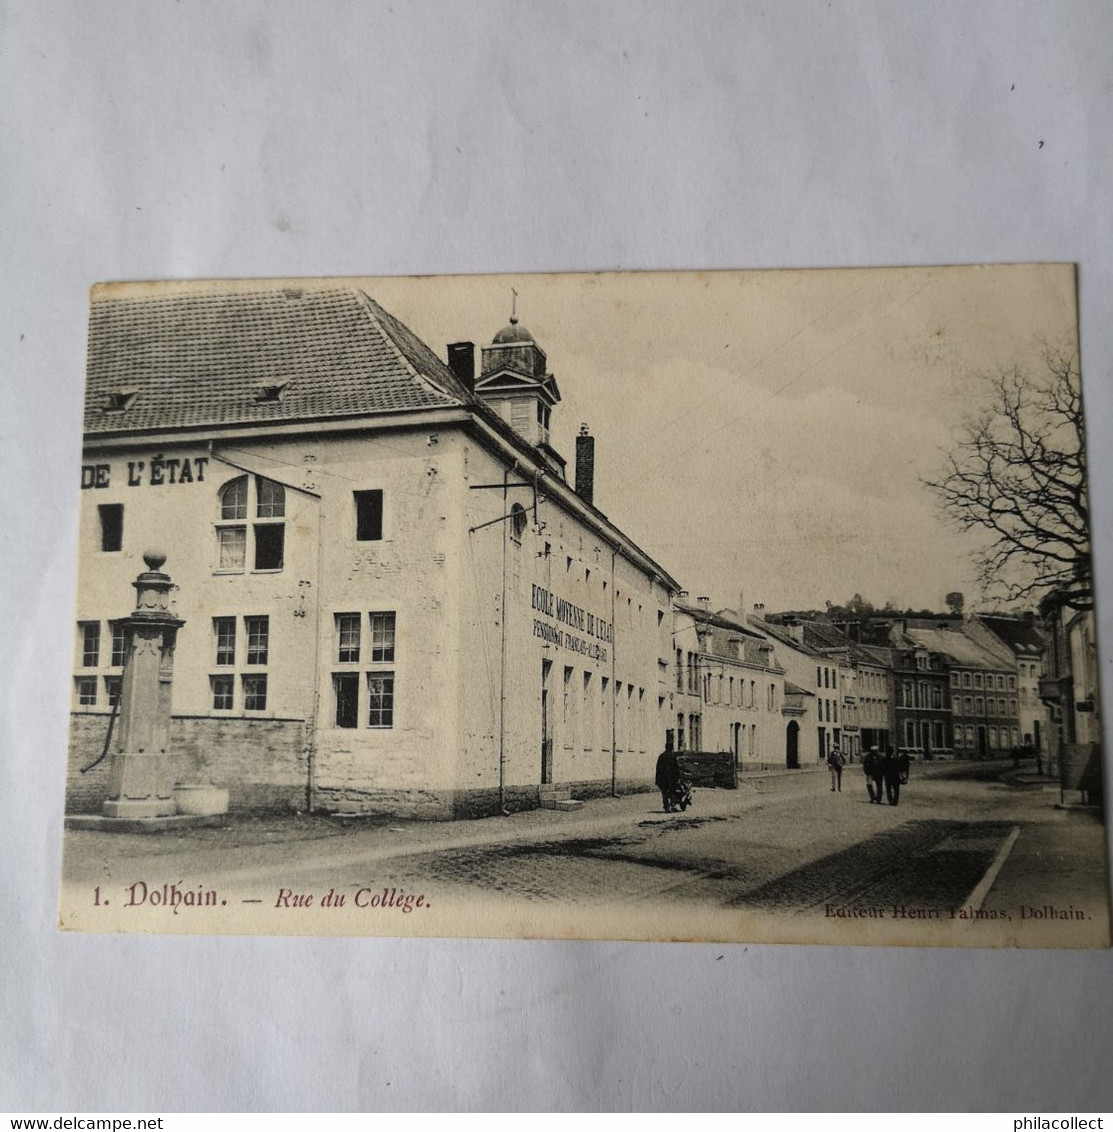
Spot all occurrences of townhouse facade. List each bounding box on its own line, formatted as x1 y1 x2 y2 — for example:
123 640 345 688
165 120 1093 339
898 624 1018 759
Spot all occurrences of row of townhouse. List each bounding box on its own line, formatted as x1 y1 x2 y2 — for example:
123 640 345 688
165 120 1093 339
675 609 1055 768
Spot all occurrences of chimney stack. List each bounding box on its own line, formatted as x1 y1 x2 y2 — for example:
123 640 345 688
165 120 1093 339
697 596 710 611
575 423 595 506
447 342 475 392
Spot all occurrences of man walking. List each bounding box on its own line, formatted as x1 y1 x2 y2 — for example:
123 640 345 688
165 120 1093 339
655 738 681 813
882 747 902 806
827 746 846 792
863 746 884 804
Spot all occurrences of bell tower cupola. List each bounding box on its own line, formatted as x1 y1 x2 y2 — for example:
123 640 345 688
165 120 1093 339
476 292 565 476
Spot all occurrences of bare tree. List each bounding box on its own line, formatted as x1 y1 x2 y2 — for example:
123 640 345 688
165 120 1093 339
924 351 1091 611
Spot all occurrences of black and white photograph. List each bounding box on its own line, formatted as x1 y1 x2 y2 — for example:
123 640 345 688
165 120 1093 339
7 2 1113 1113
58 267 1109 947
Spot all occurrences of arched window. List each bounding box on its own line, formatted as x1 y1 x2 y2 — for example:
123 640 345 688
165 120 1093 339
215 474 286 573
220 475 248 519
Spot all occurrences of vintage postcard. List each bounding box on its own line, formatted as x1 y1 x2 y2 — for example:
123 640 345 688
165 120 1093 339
58 267 1109 946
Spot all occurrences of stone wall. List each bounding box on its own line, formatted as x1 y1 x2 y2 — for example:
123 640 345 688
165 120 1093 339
65 713 308 813
677 751 739 789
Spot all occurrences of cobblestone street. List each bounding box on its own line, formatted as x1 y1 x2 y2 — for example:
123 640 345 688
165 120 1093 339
62 759 1110 930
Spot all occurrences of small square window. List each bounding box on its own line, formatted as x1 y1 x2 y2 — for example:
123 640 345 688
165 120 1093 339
211 675 234 711
334 672 359 729
242 674 268 712
370 612 396 663
254 523 284 570
75 675 98 707
367 672 394 728
98 504 124 552
218 526 247 571
245 616 269 665
79 622 100 668
354 490 383 541
213 617 236 666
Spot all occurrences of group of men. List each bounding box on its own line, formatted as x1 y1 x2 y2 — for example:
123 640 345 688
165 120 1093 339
826 745 909 805
862 746 909 806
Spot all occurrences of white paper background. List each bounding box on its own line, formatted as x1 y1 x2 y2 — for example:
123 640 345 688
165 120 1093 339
2 0 1112 1112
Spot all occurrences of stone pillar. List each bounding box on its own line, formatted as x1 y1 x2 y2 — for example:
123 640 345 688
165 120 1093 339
103 550 185 819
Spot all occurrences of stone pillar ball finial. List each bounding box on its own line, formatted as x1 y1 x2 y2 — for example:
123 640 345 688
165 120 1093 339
143 549 167 571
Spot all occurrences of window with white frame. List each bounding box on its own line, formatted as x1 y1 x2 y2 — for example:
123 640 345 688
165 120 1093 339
337 613 360 663
109 622 126 667
331 611 398 729
215 475 286 573
209 615 269 713
73 620 126 710
74 674 98 707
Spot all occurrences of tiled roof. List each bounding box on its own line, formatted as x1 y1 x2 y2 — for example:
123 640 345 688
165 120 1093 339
974 615 1044 654
802 621 855 651
748 618 816 655
901 627 1012 670
85 285 472 435
851 644 894 668
676 604 764 637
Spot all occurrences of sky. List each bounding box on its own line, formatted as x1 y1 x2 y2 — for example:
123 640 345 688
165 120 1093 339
359 265 1078 614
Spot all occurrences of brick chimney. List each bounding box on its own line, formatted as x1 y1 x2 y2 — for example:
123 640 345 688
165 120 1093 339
446 342 475 392
697 596 710 611
575 423 595 506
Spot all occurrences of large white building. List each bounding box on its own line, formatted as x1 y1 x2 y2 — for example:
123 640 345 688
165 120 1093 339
68 282 682 818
